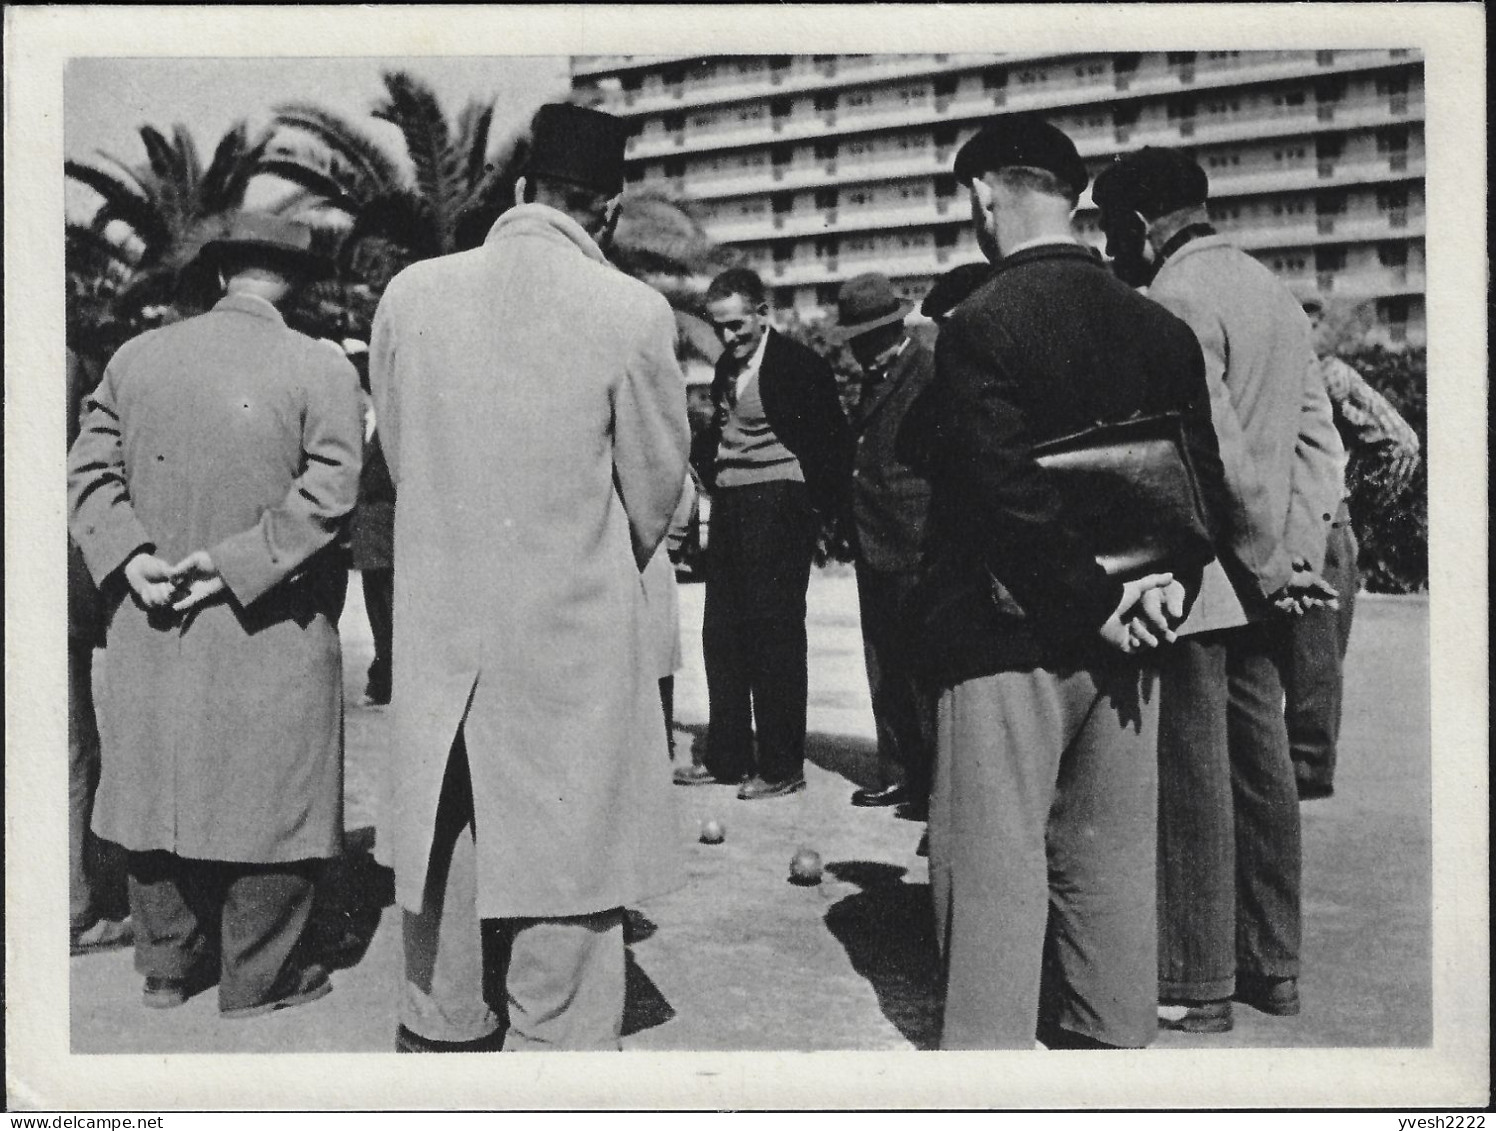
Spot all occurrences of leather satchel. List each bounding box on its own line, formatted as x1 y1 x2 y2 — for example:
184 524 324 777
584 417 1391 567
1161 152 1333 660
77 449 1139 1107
1029 410 1215 579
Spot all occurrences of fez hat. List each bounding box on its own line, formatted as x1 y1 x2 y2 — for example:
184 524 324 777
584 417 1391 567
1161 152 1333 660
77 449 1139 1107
829 273 914 344
197 212 333 279
1091 147 1210 220
953 114 1088 199
921 261 992 321
527 103 630 196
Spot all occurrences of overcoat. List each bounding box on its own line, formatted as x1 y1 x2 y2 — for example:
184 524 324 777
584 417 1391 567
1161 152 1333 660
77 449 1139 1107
850 334 936 573
1145 234 1345 634
67 294 363 862
642 474 698 679
369 204 691 919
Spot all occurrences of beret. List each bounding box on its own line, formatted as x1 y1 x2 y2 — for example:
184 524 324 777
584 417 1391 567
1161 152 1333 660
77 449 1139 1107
952 114 1088 199
1091 147 1210 220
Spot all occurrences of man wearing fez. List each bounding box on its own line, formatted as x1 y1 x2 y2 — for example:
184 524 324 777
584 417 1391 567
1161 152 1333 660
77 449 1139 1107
828 273 937 816
67 215 362 1016
370 103 689 1051
674 268 852 800
1092 148 1344 1033
900 117 1228 1048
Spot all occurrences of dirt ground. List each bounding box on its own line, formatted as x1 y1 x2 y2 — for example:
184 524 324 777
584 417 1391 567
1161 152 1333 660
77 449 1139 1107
69 572 1432 1055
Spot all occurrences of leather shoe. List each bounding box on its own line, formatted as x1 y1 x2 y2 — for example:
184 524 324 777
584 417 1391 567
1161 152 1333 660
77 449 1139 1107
1296 778 1334 801
396 1023 506 1053
1157 999 1233 1033
737 775 807 801
143 965 216 1010
71 915 134 956
220 963 332 1019
851 783 909 808
673 764 744 787
1234 974 1300 1016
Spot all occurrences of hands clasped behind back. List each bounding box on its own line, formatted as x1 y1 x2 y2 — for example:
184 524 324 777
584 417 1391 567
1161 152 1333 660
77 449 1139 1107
1097 572 1188 655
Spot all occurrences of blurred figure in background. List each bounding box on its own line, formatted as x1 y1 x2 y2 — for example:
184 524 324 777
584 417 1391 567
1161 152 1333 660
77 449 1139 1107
344 340 397 707
828 273 936 818
1286 298 1421 799
68 347 133 956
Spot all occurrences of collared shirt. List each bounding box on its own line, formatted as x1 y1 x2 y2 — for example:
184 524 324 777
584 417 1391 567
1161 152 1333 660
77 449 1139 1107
733 327 772 400
862 334 912 383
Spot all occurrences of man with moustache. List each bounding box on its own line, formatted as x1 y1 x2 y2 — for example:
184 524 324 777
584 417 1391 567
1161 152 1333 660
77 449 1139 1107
1092 147 1345 1034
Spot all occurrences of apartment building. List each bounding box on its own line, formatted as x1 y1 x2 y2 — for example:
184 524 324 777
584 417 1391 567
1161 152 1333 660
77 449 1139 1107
572 50 1426 346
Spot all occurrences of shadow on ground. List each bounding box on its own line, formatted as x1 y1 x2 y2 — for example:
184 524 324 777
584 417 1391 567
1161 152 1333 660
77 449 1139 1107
308 825 393 973
674 725 881 792
823 861 942 1049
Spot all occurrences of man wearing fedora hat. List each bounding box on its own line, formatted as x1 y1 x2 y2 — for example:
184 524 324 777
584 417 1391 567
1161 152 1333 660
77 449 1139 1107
828 272 937 816
1093 147 1344 1034
68 212 362 1017
370 102 689 1051
900 116 1229 1048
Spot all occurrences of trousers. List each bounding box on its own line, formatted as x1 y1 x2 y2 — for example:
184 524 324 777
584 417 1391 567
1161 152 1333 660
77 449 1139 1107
70 640 126 930
400 732 627 1050
1157 622 1302 1002
127 850 318 1011
855 565 936 801
361 568 394 699
931 662 1160 1049
1286 513 1358 792
701 480 817 783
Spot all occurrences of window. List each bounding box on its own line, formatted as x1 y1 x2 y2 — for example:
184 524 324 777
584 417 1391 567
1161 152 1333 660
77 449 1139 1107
1377 76 1411 96
1377 242 1409 267
1273 146 1308 162
814 142 838 162
736 58 763 76
738 200 765 217
983 68 1008 90
1167 52 1198 65
1377 187 1410 211
896 85 928 104
1315 246 1347 272
736 105 765 124
1272 199 1309 216
813 93 838 113
1206 51 1240 60
1274 88 1307 107
690 113 717 130
1272 254 1308 272
847 189 873 206
1376 127 1410 153
772 242 795 262
893 133 929 150
898 182 929 200
1207 153 1241 168
663 112 684 133
771 193 794 214
1016 68 1047 85
814 188 839 211
846 90 875 109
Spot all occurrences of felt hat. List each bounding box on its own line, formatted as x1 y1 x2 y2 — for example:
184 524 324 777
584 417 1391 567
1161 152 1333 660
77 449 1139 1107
527 102 630 196
921 262 992 321
197 213 333 279
1091 147 1210 220
953 114 1088 199
828 273 914 343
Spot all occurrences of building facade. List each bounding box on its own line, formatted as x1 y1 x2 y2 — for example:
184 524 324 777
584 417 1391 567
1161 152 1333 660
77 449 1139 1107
572 50 1426 346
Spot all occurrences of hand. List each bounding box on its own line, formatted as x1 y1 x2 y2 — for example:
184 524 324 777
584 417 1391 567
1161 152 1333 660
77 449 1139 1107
122 552 178 609
1097 572 1177 654
167 550 226 612
1270 564 1339 617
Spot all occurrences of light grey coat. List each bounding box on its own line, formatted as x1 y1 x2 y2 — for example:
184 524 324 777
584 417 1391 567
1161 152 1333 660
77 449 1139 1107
370 204 691 918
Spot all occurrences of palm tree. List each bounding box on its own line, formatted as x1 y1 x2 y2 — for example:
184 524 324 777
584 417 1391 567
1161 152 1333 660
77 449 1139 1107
65 122 276 335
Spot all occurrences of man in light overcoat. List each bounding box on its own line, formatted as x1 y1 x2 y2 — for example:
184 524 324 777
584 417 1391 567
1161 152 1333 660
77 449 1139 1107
370 103 690 1052
67 215 362 1016
1094 148 1346 1034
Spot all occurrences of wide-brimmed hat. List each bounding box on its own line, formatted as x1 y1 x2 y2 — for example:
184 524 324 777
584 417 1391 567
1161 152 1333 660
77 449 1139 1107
527 102 630 197
953 114 1089 199
1091 147 1210 221
196 213 333 279
828 273 914 344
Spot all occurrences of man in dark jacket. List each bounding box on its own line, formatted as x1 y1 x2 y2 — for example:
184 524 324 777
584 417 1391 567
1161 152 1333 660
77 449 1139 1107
901 117 1228 1049
675 268 853 799
829 273 937 816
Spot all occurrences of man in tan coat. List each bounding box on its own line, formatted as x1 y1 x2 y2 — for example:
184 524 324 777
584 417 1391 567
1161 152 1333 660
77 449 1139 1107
68 215 362 1017
370 103 690 1052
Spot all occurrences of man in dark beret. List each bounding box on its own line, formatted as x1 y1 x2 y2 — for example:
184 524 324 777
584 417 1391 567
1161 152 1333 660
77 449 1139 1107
900 116 1229 1048
1093 148 1345 1034
371 101 689 1050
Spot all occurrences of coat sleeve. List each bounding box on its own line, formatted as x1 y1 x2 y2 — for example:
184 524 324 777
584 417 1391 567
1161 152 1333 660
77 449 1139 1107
67 345 156 585
1149 284 1293 599
1284 350 1347 573
615 297 691 571
929 313 1123 640
210 346 364 607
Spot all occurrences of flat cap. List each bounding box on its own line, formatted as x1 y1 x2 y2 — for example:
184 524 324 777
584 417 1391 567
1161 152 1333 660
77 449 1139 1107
527 103 630 196
953 114 1088 199
1091 147 1210 220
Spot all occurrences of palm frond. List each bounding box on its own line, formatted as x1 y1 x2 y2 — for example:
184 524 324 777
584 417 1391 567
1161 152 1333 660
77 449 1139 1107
456 102 495 194
216 127 274 212
344 190 442 265
272 102 406 193
65 160 170 250
372 72 457 235
173 124 203 194
199 122 251 213
256 158 361 214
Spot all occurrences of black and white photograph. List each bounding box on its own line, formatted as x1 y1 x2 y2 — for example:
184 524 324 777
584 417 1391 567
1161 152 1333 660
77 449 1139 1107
5 3 1487 1112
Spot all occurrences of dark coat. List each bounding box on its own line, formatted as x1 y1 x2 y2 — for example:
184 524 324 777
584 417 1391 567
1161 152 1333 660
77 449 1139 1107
68 350 108 647
67 294 363 862
899 243 1228 687
850 334 936 573
692 328 853 519
350 423 396 571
